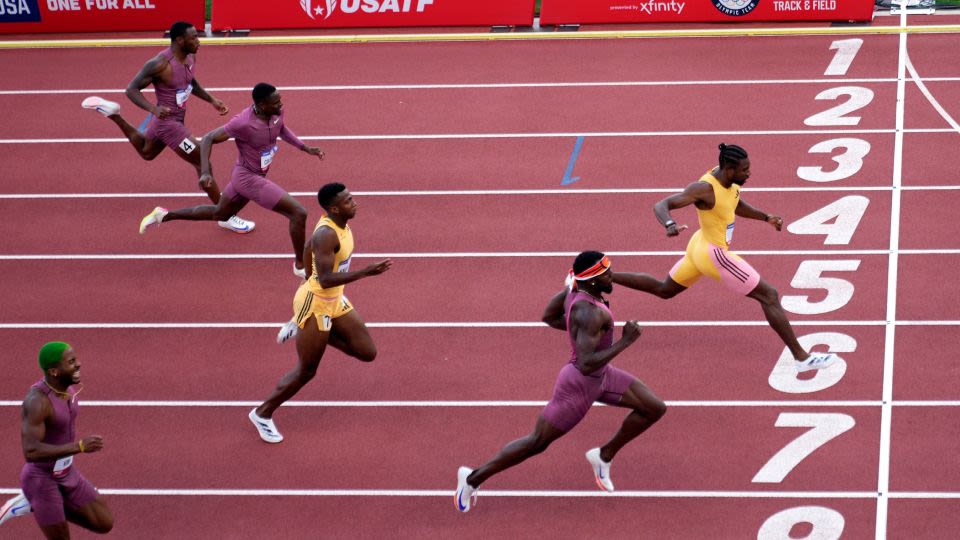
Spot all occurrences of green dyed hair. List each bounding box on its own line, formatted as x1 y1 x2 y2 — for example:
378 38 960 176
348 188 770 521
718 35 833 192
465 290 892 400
38 342 70 372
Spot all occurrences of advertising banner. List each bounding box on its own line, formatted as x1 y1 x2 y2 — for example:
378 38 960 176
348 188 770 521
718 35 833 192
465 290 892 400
540 0 875 25
0 0 204 34
213 0 536 31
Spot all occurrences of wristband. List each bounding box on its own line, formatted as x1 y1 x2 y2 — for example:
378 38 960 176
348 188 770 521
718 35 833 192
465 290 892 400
664 220 676 228
78 440 85 453
762 213 770 221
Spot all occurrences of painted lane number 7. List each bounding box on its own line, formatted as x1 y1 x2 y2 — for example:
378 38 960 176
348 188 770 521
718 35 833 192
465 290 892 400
752 413 856 483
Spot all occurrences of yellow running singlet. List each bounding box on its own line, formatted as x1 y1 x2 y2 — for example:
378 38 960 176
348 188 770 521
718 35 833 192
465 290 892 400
307 215 354 297
696 170 741 249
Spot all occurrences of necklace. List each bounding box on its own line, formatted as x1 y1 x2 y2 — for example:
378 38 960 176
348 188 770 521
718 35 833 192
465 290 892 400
43 379 72 399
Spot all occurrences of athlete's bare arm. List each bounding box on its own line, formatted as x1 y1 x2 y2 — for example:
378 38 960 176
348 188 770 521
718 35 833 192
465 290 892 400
197 126 231 188
735 199 783 231
653 181 713 237
310 227 391 289
570 303 641 375
190 79 228 115
541 289 568 331
125 55 170 118
21 391 102 462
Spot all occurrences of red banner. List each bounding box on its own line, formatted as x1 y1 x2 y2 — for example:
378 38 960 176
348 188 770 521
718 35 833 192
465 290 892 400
0 0 203 34
540 0 874 25
213 0 535 31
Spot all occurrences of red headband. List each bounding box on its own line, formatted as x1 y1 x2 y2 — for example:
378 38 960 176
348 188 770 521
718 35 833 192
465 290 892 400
574 255 611 280
566 256 611 291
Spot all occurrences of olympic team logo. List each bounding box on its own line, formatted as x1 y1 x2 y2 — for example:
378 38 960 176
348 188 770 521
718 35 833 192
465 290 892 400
300 0 336 20
712 0 759 16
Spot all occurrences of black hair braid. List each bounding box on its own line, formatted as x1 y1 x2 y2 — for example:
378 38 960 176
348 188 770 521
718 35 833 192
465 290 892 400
718 143 748 168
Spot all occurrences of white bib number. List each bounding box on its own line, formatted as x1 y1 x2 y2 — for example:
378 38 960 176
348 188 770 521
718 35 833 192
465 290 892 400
178 138 196 154
175 84 193 107
337 256 352 273
52 455 73 478
726 222 735 244
260 145 278 172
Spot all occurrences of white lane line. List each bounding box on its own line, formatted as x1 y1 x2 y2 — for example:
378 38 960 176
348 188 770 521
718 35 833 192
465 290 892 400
0 487 883 498
0 488 946 498
0 186 897 198
0 79 904 95
0 399 945 407
0 321 900 330
2 127 956 145
1 249 958 262
6 127 957 144
4 77 960 95
3 321 958 330
3 185 960 200
876 6 910 539
0 129 903 144
905 55 960 133
2 250 955 261
0 400 883 408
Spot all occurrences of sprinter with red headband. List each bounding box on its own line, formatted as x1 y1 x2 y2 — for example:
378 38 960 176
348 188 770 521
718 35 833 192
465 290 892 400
454 251 666 513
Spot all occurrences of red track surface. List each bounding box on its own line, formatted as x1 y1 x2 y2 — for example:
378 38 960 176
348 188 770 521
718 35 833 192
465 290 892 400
2 17 960 540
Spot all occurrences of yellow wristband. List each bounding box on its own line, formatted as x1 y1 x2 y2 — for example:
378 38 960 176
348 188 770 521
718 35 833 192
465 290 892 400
78 440 85 453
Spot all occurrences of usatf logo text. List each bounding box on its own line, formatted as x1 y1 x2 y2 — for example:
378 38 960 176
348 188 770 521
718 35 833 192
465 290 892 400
300 0 434 20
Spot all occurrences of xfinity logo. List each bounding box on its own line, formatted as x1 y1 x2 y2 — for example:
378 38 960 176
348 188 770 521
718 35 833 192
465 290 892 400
300 0 434 20
639 1 685 14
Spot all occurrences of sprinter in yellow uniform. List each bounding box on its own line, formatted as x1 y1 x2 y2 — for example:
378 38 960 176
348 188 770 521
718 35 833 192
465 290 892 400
248 183 392 443
614 143 840 373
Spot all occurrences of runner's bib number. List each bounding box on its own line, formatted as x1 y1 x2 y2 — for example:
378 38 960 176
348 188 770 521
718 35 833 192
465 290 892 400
52 455 73 479
260 145 278 172
175 84 193 107
337 256 352 273
726 223 735 244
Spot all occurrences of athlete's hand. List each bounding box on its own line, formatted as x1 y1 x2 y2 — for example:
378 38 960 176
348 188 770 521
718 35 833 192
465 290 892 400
210 98 229 116
665 223 689 237
622 320 642 344
80 435 104 454
154 105 172 120
198 173 214 190
304 146 325 160
364 259 392 276
766 214 784 231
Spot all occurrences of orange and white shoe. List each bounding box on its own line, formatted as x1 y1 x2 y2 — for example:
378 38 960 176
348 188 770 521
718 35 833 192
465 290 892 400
585 448 614 492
